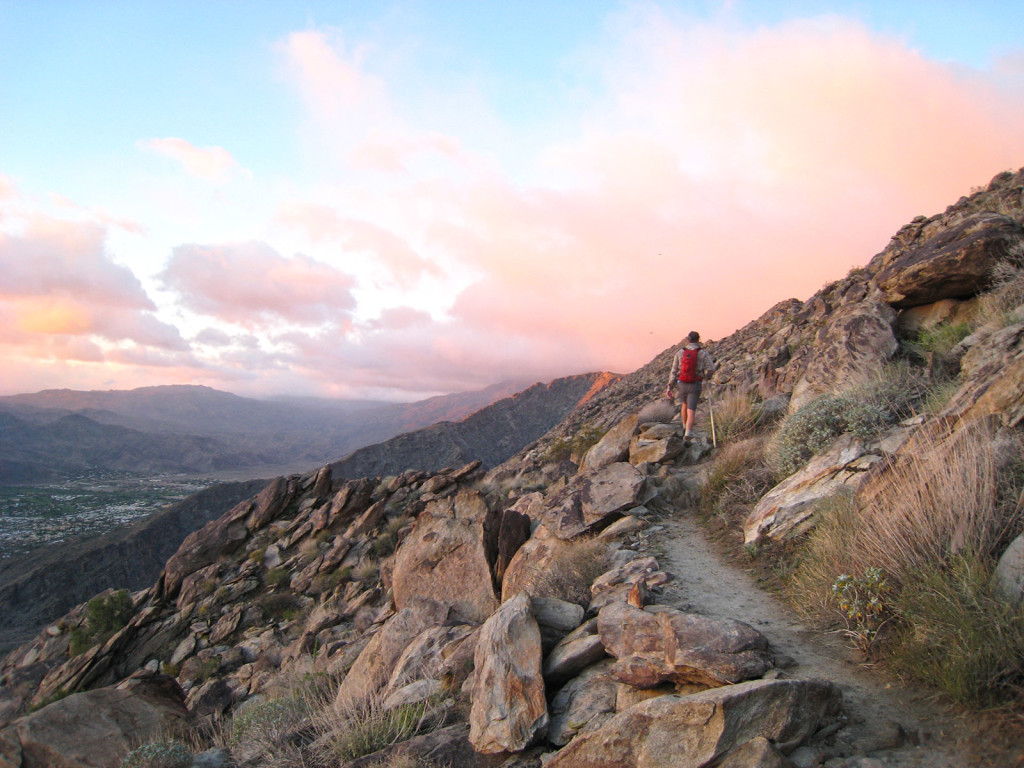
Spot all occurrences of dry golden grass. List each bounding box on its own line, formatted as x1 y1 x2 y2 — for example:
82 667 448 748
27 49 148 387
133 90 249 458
515 536 610 607
787 421 1024 707
792 423 1021 598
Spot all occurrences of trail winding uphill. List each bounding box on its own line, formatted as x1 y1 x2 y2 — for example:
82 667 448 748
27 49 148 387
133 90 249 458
639 508 1007 768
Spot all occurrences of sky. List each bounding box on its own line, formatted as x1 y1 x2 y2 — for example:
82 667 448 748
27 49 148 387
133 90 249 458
2 1 1023 401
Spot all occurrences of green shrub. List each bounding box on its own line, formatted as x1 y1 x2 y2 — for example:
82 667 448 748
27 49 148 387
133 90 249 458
916 321 972 358
893 555 1024 708
258 593 302 622
69 589 135 655
541 423 606 464
119 742 191 768
86 590 134 638
68 626 91 657
372 531 397 557
770 395 887 476
265 567 292 588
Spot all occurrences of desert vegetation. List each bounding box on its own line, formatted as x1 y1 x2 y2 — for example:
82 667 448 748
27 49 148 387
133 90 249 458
694 255 1024 711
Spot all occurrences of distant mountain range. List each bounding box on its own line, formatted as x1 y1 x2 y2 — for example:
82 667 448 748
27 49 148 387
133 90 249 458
0 371 619 648
0 380 548 483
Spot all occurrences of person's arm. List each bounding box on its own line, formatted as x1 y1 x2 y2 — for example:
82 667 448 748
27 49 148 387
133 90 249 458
666 351 679 395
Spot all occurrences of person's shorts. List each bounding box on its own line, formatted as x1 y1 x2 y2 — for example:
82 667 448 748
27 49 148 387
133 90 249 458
675 381 702 410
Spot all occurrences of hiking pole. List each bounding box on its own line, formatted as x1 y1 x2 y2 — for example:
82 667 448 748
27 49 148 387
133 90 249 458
707 385 717 448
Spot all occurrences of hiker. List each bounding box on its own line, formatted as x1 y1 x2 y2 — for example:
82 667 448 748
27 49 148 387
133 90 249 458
665 331 717 439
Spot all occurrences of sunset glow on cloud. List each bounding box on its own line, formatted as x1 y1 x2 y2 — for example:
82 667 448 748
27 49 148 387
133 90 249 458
2 1 1022 399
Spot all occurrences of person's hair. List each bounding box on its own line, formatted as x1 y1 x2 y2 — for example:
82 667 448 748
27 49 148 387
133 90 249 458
687 331 700 343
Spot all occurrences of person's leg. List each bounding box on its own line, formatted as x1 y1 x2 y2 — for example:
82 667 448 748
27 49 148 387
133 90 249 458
683 383 702 437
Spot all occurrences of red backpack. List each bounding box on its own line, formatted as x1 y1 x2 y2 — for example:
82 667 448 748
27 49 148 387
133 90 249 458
678 348 701 383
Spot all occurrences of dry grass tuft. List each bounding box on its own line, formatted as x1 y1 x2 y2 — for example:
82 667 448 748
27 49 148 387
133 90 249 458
787 421 1024 706
517 536 610 607
699 437 776 525
307 693 447 766
792 423 1022 597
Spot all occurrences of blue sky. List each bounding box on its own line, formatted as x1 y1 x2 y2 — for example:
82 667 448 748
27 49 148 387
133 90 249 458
1 1 1022 399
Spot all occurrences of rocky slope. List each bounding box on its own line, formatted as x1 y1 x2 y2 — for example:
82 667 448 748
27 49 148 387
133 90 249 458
0 480 267 654
329 374 618 480
1 168 1023 768
0 373 615 656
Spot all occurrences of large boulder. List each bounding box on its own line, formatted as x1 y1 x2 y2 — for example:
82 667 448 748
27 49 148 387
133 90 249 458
789 301 898 412
543 463 648 539
335 597 451 711
580 414 639 472
392 492 499 625
941 322 1024 429
993 535 1024 606
547 660 618 747
544 678 842 768
382 623 477 700
0 672 188 768
161 497 254 598
469 593 548 754
873 211 1024 308
742 431 913 546
598 602 772 689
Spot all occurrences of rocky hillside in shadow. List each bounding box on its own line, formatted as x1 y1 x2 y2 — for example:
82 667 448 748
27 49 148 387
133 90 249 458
1 169 1023 767
0 373 616 656
329 374 618 481
0 379 541 482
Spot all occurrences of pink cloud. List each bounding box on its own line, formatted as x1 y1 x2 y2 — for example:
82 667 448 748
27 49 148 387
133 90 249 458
138 137 250 182
277 204 440 286
278 30 387 121
0 218 153 309
161 241 358 328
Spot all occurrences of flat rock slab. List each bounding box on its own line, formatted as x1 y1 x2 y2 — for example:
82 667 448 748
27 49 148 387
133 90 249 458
544 678 842 768
598 601 772 688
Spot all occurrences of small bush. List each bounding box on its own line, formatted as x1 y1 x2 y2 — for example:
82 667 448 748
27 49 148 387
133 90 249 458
703 390 759 443
514 536 609 607
230 696 309 752
976 261 1024 329
829 566 893 653
916 321 972 358
259 593 303 622
373 531 397 557
266 567 292 588
119 741 192 768
699 437 776 523
86 590 134 638
541 423 606 464
769 395 887 476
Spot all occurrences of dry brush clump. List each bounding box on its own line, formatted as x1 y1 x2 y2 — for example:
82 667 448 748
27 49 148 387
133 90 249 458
515 535 611 607
698 436 776 529
306 692 448 766
788 421 1024 706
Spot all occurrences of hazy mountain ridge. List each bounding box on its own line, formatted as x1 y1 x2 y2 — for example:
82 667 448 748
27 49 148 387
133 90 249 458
329 374 619 480
0 379 539 483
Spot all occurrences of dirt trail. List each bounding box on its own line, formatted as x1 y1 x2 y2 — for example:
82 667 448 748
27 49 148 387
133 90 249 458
637 510 1006 768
